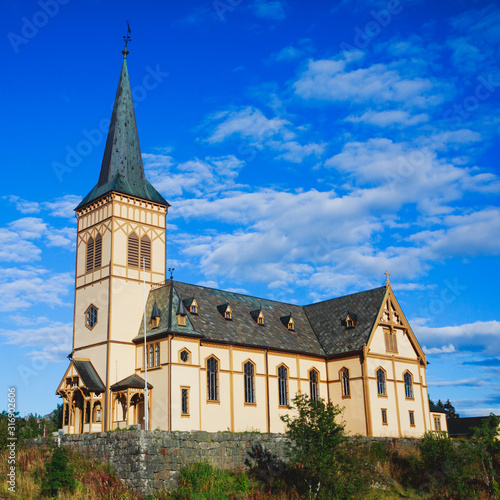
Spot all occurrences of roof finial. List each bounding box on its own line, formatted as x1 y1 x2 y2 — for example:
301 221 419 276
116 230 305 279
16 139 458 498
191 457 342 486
168 268 175 280
122 19 131 58
385 270 391 286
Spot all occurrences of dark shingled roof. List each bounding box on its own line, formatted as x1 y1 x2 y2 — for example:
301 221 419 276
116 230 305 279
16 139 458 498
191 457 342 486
429 404 448 414
110 374 152 391
73 360 105 392
134 281 387 357
76 52 168 211
303 286 387 356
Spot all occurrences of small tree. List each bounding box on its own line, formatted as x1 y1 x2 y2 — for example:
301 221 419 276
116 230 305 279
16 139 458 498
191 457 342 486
41 446 76 496
281 393 368 499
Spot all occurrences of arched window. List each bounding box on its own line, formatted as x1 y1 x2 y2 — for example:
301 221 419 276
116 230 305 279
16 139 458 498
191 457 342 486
207 357 219 401
341 368 350 397
94 233 102 269
309 369 319 401
377 368 386 396
149 344 154 368
404 372 413 399
86 237 94 272
155 343 160 367
93 402 102 423
244 361 255 404
128 232 139 268
278 365 288 406
140 235 151 270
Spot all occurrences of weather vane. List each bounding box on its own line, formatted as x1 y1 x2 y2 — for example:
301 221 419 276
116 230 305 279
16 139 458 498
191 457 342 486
168 268 175 280
123 20 131 48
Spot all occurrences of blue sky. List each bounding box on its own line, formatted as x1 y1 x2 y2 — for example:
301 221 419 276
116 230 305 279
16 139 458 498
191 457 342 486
1 0 499 418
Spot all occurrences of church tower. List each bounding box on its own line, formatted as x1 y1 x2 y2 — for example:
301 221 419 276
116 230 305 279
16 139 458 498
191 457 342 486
57 44 169 432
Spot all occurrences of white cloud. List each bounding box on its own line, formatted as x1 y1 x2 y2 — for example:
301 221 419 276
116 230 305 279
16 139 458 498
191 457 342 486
294 59 452 108
0 320 72 363
0 266 73 311
0 228 41 262
205 107 289 144
6 195 40 214
428 377 487 387
273 45 304 61
43 195 81 219
423 344 456 355
251 0 286 20
345 110 429 127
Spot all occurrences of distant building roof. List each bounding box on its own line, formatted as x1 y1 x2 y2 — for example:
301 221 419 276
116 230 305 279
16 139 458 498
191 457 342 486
447 416 499 438
429 404 448 414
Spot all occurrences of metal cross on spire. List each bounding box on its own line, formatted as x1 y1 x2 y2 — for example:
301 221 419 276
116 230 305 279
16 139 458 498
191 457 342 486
123 20 131 47
385 270 391 286
122 20 131 58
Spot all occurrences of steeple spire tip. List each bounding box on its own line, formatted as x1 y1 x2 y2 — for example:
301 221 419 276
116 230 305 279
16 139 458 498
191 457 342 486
122 20 131 58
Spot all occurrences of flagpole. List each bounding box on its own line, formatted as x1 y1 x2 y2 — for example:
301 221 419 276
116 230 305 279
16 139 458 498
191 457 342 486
143 256 149 431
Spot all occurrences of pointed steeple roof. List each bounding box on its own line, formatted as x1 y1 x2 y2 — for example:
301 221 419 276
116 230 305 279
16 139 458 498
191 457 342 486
76 47 168 210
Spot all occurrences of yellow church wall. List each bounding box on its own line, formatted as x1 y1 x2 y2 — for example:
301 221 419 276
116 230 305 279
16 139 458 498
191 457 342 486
108 344 135 386
71 345 107 383
199 345 232 432
326 357 367 435
171 362 201 431
74 282 109 349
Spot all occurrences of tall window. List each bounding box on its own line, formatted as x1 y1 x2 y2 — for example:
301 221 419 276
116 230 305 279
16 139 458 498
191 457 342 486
384 328 398 353
86 237 94 272
181 388 189 415
94 234 102 269
140 235 151 270
244 361 255 404
309 369 319 401
207 357 219 401
86 234 102 272
146 342 160 368
377 368 386 396
341 368 350 397
278 365 288 406
434 416 441 431
128 232 139 267
381 409 388 425
404 372 414 399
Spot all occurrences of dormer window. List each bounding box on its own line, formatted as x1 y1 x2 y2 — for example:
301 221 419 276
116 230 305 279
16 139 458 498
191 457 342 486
151 301 160 329
176 298 188 327
184 297 198 315
281 313 295 331
218 303 232 320
250 308 265 326
344 311 357 328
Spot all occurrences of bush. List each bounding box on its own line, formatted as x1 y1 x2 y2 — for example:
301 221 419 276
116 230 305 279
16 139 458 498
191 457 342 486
41 445 76 497
281 393 370 499
169 462 250 499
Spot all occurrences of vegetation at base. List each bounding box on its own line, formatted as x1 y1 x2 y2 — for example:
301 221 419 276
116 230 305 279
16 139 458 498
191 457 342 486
0 444 141 499
280 393 372 499
0 409 498 499
0 404 63 450
158 462 251 499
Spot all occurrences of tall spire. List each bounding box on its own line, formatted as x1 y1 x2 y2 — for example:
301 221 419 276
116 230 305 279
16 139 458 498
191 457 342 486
76 41 168 210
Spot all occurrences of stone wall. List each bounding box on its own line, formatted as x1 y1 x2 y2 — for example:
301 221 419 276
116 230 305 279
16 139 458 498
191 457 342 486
27 430 292 496
26 431 420 496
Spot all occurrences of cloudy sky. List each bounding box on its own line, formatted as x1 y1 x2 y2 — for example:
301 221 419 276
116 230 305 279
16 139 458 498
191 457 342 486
1 0 499 418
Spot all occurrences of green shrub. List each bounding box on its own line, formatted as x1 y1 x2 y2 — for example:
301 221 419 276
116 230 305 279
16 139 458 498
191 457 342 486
281 393 371 499
41 445 76 497
171 462 250 499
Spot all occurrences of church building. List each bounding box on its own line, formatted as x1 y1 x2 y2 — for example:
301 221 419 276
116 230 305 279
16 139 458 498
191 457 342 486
56 44 446 438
